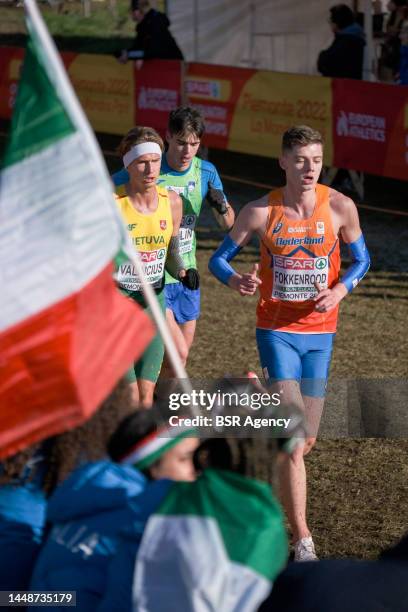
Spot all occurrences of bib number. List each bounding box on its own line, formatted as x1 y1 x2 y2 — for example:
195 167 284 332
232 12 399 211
117 248 166 291
272 255 328 301
179 214 197 254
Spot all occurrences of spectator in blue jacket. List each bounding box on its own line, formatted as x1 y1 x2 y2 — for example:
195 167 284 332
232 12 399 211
29 408 199 611
0 378 132 591
318 4 365 79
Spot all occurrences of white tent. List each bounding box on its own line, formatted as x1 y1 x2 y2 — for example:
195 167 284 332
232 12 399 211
167 0 379 79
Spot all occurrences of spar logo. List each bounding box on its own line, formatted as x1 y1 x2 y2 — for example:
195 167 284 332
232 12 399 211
181 214 196 228
336 110 386 142
274 257 328 270
274 257 314 270
140 249 166 262
186 79 221 99
315 257 327 270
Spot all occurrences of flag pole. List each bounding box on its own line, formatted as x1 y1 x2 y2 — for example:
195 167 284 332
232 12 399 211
24 0 194 401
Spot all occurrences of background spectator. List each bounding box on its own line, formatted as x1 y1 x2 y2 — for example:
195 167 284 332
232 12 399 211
398 19 408 82
380 0 408 79
118 0 183 66
318 4 365 79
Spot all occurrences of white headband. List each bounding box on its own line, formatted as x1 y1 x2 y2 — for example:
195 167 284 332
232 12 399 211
123 142 162 168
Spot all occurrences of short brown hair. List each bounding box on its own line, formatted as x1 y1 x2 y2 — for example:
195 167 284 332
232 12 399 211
282 125 324 152
168 106 205 139
118 126 164 157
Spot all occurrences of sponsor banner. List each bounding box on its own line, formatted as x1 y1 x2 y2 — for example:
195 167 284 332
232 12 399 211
186 62 256 149
1 47 406 181
333 79 408 181
229 71 333 165
0 48 134 134
135 59 182 136
67 53 134 134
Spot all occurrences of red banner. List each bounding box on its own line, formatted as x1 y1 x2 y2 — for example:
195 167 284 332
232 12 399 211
1 46 407 182
332 79 408 181
134 59 182 137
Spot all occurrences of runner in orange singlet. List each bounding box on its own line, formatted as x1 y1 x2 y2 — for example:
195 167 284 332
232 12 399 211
209 125 370 560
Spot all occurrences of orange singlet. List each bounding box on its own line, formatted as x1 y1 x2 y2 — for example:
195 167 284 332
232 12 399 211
257 184 341 334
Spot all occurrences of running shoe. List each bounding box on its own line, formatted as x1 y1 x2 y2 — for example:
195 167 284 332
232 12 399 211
294 537 318 562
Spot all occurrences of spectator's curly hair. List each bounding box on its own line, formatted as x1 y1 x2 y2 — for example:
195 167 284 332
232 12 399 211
0 378 133 494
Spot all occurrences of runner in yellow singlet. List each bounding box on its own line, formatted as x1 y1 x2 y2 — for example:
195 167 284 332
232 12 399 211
115 127 185 408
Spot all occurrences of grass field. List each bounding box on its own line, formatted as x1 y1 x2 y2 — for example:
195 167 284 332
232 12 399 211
0 1 134 52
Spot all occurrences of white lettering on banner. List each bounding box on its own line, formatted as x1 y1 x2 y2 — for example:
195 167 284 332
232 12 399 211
336 110 386 142
194 103 227 120
191 105 228 136
186 80 221 99
116 248 166 291
179 214 197 254
272 255 328 301
138 86 178 112
205 121 228 136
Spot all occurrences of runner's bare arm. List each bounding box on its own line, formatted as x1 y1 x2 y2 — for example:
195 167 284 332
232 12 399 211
315 191 370 313
208 196 269 296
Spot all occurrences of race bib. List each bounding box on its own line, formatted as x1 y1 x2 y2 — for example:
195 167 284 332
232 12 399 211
179 214 197 254
272 255 328 301
116 248 167 291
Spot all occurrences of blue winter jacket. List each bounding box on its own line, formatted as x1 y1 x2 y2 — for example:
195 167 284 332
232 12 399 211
97 478 172 612
0 448 48 590
29 461 153 611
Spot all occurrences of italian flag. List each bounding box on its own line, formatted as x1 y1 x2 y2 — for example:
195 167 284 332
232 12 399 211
0 0 154 459
133 469 288 611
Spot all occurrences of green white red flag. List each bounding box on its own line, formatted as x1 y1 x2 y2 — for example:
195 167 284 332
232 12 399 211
0 0 154 459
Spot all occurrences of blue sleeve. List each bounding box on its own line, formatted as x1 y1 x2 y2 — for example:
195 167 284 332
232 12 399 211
208 235 242 286
341 234 370 292
112 168 129 187
200 160 225 200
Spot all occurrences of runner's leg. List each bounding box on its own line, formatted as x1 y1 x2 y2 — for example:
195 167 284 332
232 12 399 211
179 319 196 352
256 330 314 545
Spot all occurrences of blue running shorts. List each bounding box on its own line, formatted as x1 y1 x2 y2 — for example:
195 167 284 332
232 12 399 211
256 329 336 397
164 282 201 324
